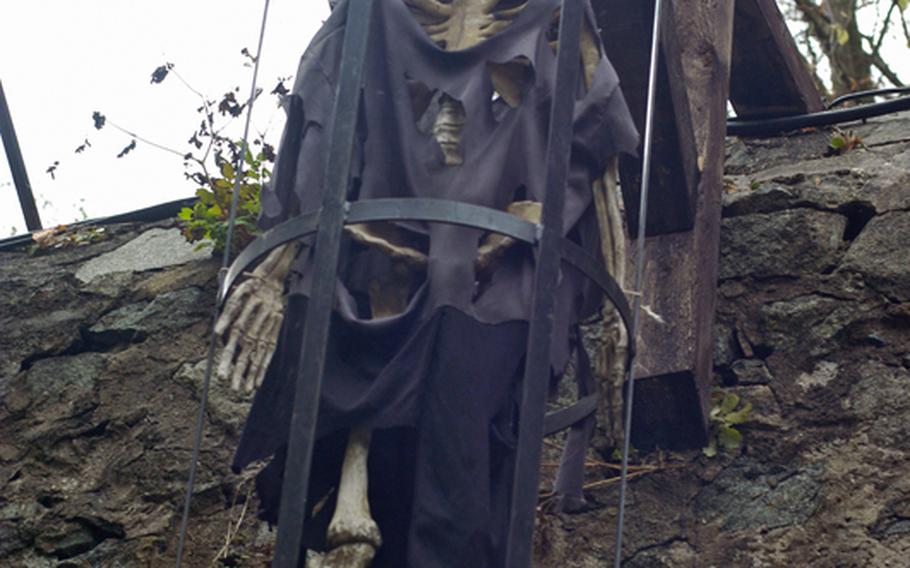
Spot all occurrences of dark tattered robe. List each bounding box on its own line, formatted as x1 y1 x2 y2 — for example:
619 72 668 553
233 1 638 566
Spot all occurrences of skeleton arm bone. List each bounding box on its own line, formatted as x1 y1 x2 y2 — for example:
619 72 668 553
215 242 300 392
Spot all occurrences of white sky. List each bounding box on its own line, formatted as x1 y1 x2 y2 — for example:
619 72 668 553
1 1 330 236
1 2 908 237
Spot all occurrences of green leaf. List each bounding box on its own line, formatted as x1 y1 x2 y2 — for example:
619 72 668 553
719 393 740 414
830 135 846 149
836 26 849 46
177 207 193 221
702 439 718 458
718 426 743 450
195 187 214 202
221 161 235 179
898 0 908 12
724 402 753 426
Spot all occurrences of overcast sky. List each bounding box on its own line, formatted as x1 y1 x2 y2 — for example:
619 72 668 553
1 2 907 237
1 1 329 236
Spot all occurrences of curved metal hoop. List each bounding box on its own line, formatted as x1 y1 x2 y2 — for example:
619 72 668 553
221 197 634 357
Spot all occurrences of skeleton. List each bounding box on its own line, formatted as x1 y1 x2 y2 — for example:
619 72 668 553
216 1 629 565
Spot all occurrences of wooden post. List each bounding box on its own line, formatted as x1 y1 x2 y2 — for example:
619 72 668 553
592 0 736 449
596 0 700 237
730 0 824 118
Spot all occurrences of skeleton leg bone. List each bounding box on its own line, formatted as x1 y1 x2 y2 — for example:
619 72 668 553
592 158 629 448
315 261 418 566
317 426 381 568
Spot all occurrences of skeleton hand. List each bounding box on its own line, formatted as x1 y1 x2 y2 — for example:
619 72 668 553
215 243 299 393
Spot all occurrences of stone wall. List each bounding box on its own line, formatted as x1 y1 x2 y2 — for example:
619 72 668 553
1 111 908 566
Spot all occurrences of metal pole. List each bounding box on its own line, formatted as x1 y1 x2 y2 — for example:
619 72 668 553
174 2 272 565
613 0 663 566
0 80 42 231
505 1 584 566
272 1 375 565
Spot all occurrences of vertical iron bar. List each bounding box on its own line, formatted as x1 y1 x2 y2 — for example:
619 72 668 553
0 80 42 231
271 1 375 566
505 2 584 567
613 0 663 566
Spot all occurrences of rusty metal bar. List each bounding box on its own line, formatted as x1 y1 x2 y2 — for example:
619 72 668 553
271 0 375 565
0 80 42 231
505 1 585 566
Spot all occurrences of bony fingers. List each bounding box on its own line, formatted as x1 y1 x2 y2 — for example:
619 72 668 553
218 334 240 384
244 339 263 394
233 361 249 394
239 333 263 391
247 351 266 393
254 354 272 390
215 280 257 335
246 315 281 392
249 304 273 338
235 293 268 333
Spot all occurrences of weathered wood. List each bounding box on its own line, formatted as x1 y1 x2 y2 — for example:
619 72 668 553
730 0 824 118
596 0 699 237
595 0 735 450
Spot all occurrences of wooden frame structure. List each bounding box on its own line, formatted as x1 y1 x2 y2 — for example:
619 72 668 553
593 0 822 449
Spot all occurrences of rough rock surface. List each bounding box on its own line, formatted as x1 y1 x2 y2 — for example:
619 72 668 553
1 110 909 566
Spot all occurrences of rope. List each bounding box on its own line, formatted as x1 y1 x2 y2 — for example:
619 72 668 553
174 1 272 565
613 0 662 566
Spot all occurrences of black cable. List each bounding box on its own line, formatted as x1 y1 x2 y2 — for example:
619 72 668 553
0 197 196 252
727 94 910 137
828 86 910 109
173 1 271 565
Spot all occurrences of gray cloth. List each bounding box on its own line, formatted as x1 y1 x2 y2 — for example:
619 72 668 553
235 1 638 565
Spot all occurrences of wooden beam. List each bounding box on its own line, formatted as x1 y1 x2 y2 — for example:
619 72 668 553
595 0 699 237
730 0 824 119
591 0 735 450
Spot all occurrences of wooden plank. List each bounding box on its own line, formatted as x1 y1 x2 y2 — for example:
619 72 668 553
730 0 824 119
595 0 699 237
594 0 735 450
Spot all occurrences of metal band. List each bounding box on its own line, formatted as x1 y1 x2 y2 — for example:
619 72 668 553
220 209 321 303
560 239 635 360
220 198 634 362
543 394 599 436
506 1 585 565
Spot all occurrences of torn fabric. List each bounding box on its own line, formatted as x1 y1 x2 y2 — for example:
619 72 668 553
234 1 638 565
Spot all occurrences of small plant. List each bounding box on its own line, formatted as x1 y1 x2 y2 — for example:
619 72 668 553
178 146 271 256
826 129 863 156
610 446 640 462
703 391 752 457
49 52 287 257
